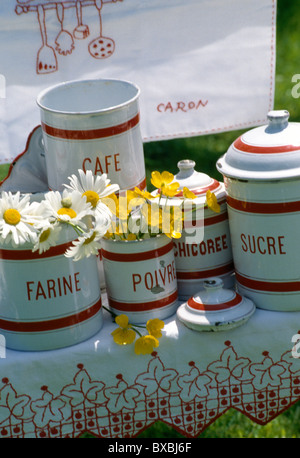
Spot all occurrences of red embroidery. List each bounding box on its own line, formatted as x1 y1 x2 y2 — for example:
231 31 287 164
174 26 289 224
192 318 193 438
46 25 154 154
0 342 299 438
157 100 208 113
15 0 123 75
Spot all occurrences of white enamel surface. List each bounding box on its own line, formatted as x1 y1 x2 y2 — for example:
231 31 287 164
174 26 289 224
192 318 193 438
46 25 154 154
176 299 255 332
176 278 256 332
101 235 179 324
174 159 212 190
217 110 300 180
37 79 140 115
217 112 300 311
0 237 103 351
151 160 234 299
37 79 146 192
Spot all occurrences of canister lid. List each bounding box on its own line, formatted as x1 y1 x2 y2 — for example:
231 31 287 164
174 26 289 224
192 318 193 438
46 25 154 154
216 110 300 180
186 278 242 313
176 277 256 332
173 159 222 197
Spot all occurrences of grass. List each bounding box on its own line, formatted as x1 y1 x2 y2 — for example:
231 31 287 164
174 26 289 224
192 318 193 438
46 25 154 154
1 0 300 439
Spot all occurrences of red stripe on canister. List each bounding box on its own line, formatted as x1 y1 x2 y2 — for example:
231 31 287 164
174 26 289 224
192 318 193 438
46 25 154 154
174 179 221 197
101 241 174 263
227 196 300 214
41 113 140 140
234 136 300 154
0 297 102 332
176 262 234 280
108 290 178 312
132 176 147 191
187 293 242 311
183 211 228 229
236 272 300 293
0 241 75 261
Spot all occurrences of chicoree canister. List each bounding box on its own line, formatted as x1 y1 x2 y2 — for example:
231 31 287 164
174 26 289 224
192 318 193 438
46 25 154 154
153 159 235 299
217 110 300 311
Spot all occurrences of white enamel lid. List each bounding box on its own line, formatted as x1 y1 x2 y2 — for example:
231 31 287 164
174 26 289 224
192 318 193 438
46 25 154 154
176 277 256 332
216 110 300 180
186 277 243 314
174 159 222 197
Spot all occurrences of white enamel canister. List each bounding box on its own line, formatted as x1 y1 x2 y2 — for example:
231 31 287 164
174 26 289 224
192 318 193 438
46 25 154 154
0 227 103 351
217 110 300 311
101 235 178 324
37 79 146 192
155 160 234 300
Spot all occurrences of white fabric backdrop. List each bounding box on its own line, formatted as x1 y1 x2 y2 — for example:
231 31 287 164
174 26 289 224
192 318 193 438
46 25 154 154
0 0 276 163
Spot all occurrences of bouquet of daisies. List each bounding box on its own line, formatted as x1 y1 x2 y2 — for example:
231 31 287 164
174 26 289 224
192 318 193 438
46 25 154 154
0 170 119 261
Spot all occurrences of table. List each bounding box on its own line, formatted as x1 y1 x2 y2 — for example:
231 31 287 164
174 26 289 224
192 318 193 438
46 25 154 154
0 294 299 439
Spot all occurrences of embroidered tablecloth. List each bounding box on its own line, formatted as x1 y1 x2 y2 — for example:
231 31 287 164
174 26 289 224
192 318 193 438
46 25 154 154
0 294 299 439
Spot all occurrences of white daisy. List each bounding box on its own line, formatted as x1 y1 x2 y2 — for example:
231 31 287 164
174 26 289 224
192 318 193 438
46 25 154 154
42 189 93 228
32 223 62 254
64 207 112 261
64 228 104 262
64 169 120 213
0 191 42 247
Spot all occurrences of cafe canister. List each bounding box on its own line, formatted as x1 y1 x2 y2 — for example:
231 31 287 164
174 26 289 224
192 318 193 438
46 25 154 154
37 78 146 192
217 110 300 311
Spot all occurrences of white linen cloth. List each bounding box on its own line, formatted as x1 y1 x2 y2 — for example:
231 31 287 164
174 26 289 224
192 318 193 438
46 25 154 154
0 294 299 439
0 0 276 164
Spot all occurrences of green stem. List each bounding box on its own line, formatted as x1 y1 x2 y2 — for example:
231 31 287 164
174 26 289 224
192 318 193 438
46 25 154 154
62 220 85 236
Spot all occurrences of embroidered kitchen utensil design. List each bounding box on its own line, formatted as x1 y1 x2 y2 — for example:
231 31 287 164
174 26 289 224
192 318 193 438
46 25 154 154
15 0 123 75
88 0 115 59
55 2 75 56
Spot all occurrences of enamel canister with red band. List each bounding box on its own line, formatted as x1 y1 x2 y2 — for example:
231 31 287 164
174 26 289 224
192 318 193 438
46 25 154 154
160 160 234 300
37 79 146 192
217 110 300 311
0 227 103 351
101 235 178 324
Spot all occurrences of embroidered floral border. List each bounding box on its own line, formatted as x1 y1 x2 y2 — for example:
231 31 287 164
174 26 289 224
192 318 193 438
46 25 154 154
0 340 299 438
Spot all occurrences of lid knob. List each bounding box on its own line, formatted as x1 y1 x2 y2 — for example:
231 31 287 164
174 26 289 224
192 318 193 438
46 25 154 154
203 277 224 290
267 110 289 131
176 159 196 179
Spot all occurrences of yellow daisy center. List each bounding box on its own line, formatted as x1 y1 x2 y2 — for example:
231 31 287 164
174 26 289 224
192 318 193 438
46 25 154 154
83 231 97 245
57 207 77 218
83 190 100 208
39 228 51 243
3 208 21 225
